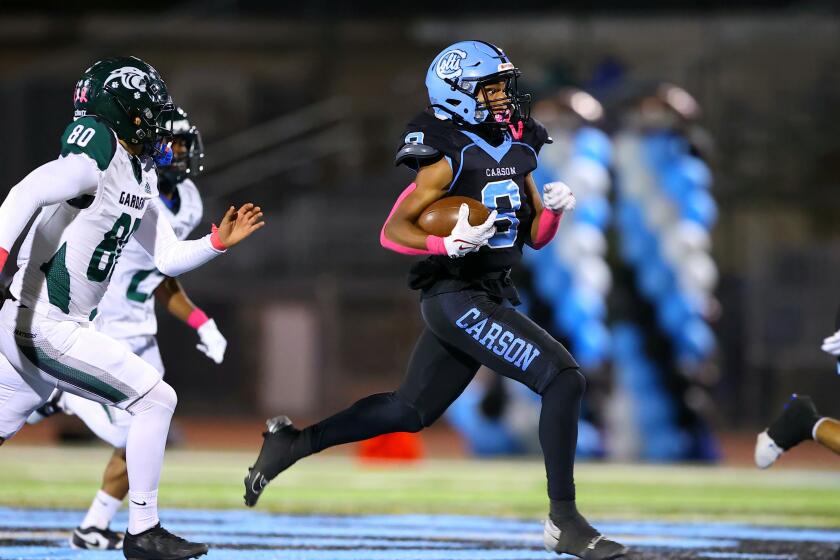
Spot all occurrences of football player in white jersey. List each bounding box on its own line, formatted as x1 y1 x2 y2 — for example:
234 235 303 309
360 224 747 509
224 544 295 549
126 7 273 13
26 107 229 551
0 57 264 560
97 106 225 370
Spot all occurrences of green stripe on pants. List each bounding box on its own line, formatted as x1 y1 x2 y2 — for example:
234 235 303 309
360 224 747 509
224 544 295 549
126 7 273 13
17 344 129 403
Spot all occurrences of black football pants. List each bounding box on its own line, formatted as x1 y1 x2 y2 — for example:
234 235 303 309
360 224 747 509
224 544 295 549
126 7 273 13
300 288 584 501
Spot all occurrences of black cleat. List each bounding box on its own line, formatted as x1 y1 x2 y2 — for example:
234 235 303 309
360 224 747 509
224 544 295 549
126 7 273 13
122 523 208 560
244 416 301 507
70 525 124 550
544 517 628 559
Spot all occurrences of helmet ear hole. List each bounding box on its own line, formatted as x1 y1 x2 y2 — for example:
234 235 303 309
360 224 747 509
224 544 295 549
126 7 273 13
446 99 462 107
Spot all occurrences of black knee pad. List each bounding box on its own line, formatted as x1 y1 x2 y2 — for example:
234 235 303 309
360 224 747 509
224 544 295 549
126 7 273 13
541 367 586 399
380 392 424 433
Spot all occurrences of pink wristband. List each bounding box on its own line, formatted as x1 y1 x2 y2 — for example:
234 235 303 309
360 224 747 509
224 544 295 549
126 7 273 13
425 235 447 255
0 248 8 272
187 308 210 329
210 224 227 251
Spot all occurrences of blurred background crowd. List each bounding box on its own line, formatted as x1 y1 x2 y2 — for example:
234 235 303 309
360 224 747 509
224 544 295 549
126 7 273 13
2 0 840 462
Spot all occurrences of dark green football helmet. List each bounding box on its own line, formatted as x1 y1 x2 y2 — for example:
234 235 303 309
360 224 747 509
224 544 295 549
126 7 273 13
73 56 174 151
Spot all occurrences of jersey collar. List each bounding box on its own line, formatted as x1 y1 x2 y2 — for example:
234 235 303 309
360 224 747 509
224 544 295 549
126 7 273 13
457 129 512 163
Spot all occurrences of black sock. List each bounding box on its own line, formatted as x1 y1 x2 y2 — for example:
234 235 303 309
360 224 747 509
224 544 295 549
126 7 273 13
292 427 314 461
550 499 580 522
548 499 601 552
302 392 423 454
768 394 821 450
540 369 586 502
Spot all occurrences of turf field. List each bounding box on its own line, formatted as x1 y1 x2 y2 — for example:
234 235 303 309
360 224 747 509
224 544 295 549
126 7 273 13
1 446 838 559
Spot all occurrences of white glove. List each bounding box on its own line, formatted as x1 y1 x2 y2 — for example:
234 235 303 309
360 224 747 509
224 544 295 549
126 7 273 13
197 318 227 364
543 181 576 214
443 204 497 258
821 329 840 356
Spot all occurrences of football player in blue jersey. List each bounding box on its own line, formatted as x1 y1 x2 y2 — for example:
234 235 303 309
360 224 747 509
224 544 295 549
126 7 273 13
244 41 627 559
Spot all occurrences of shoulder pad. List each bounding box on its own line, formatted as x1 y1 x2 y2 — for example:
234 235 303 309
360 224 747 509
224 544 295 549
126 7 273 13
519 118 552 155
400 111 463 154
394 143 442 171
60 116 116 172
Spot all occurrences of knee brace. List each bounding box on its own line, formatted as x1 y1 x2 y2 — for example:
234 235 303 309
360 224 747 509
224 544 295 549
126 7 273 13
128 380 178 415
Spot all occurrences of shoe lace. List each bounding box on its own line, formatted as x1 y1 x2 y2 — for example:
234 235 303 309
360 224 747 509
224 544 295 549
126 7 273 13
155 526 189 544
587 535 605 550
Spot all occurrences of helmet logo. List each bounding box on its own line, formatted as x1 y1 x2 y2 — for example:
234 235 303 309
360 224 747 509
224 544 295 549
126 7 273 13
105 66 149 92
73 80 90 104
435 49 468 81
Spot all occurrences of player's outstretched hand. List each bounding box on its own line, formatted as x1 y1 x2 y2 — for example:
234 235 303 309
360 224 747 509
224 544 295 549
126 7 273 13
821 329 840 356
197 319 227 364
543 181 576 214
216 203 265 248
443 203 497 258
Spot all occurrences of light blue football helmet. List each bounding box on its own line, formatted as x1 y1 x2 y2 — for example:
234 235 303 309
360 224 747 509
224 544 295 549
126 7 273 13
425 40 530 128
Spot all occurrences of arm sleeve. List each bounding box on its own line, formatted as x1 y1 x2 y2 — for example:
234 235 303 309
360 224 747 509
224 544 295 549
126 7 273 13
0 154 99 252
528 208 563 250
379 183 447 256
133 202 224 277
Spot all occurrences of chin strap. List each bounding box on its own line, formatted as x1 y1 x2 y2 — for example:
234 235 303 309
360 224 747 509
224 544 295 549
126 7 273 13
493 111 524 140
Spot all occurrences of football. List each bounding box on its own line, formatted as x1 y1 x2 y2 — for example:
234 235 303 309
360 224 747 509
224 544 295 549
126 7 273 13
416 196 492 236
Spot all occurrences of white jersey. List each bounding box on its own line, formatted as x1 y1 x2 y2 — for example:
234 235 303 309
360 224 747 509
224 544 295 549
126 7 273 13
96 179 203 339
10 117 158 323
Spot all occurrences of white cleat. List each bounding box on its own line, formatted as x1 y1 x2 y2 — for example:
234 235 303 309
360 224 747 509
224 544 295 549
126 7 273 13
755 430 784 469
70 526 124 550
